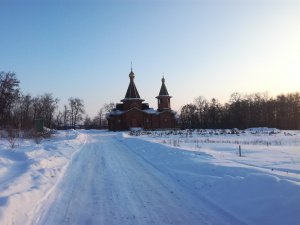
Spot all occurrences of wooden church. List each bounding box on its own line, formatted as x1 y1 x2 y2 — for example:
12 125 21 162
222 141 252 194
106 67 179 131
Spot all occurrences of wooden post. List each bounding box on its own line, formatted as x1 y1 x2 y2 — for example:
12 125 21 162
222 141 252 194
239 145 242 157
18 122 21 138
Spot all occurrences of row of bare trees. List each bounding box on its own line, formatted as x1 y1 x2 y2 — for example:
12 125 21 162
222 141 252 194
56 101 109 130
1 72 64 129
0 71 110 130
11 93 59 129
180 92 300 130
1 72 62 129
53 98 85 129
81 102 114 129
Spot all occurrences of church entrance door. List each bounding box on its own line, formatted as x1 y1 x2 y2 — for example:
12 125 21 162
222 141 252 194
131 118 137 127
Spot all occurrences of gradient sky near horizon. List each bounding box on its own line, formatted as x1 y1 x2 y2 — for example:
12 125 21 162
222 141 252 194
1 0 299 117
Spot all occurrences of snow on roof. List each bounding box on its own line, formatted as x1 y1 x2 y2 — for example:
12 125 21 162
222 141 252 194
107 108 159 115
105 113 112 118
107 108 179 117
110 110 124 115
121 98 144 100
143 108 158 114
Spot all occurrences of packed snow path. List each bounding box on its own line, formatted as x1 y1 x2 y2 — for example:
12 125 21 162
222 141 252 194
32 132 243 225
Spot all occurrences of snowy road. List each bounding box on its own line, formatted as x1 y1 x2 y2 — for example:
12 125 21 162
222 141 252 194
31 132 243 225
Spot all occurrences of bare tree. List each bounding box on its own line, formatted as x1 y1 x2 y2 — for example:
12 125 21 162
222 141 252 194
11 93 34 130
0 71 20 125
180 104 198 129
54 111 63 129
103 102 115 113
91 107 107 129
40 93 59 128
32 96 43 120
97 107 105 128
83 115 92 129
69 97 85 129
30 93 59 128
194 96 208 127
62 105 70 129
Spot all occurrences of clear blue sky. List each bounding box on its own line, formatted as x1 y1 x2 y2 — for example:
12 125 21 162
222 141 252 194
1 0 299 117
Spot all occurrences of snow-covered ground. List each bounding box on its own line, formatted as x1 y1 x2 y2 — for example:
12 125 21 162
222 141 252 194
0 130 88 225
0 128 299 225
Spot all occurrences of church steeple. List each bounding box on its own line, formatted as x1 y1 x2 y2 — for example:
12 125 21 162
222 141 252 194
121 65 144 110
159 76 169 96
125 65 140 99
156 76 172 112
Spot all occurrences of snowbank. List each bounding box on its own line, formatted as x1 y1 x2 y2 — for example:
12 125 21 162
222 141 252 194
0 130 87 225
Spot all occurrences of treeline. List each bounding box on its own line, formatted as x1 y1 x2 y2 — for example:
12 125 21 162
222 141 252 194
0 71 109 130
2 71 299 131
180 92 300 130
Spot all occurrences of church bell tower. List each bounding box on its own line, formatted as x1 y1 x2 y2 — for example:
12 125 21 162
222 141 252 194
156 77 172 112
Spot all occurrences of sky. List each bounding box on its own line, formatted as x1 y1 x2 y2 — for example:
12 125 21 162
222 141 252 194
0 0 299 118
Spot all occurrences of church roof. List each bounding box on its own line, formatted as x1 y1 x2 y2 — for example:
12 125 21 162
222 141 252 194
158 77 169 96
124 68 141 99
107 107 178 116
125 80 141 98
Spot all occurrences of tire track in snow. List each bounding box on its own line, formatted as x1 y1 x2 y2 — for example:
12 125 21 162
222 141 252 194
33 132 244 225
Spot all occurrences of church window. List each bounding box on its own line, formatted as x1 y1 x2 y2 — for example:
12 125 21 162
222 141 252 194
165 119 168 123
130 102 138 108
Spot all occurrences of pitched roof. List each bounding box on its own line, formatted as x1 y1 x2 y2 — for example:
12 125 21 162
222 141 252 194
159 78 169 96
125 80 141 98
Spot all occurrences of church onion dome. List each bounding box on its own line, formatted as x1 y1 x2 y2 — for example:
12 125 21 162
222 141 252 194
129 69 135 79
